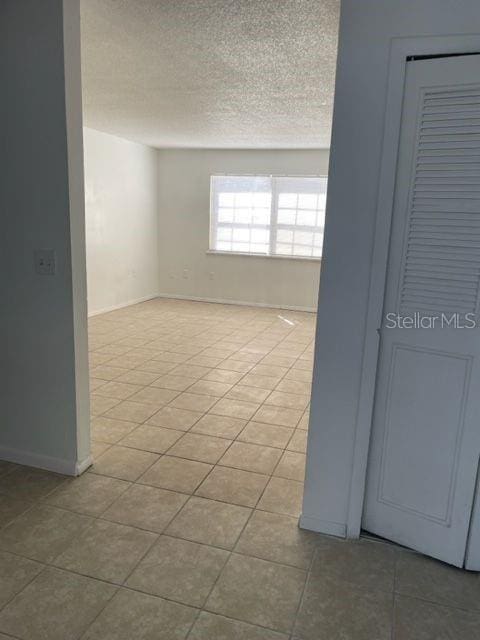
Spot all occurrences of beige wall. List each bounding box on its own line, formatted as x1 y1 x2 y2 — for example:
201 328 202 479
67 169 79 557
157 149 328 311
84 128 159 315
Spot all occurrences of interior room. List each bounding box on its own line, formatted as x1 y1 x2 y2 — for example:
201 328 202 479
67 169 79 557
2 1 480 639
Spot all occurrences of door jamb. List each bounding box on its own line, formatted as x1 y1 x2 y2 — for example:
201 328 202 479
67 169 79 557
345 34 480 539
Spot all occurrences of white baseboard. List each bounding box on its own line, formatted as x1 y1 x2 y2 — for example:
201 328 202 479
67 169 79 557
156 293 316 313
88 293 159 317
299 513 347 538
0 446 92 477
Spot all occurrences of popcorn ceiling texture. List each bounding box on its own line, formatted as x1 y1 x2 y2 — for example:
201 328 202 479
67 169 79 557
80 0 339 148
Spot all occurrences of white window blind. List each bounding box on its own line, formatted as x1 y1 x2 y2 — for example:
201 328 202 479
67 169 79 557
210 175 327 258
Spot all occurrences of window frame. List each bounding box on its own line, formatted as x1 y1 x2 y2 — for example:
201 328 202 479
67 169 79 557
209 174 326 261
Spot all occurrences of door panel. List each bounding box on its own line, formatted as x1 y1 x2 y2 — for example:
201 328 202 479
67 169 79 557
363 54 480 568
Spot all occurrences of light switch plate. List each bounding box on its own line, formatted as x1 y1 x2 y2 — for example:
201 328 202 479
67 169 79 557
34 249 56 275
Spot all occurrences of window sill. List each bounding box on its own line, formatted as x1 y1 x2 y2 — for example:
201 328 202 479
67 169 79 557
206 250 321 263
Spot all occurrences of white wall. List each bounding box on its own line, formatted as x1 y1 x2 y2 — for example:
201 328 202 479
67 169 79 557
1 0 90 474
302 0 480 537
157 149 328 311
84 128 159 315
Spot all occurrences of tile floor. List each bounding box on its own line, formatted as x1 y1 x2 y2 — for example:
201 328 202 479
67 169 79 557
0 298 479 639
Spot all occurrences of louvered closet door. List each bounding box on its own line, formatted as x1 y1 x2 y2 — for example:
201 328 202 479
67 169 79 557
363 54 480 568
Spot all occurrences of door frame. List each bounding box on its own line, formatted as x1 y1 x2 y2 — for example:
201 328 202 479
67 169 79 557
346 34 480 553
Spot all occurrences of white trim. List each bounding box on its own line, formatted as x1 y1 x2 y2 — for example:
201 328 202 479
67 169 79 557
299 513 347 538
0 446 93 476
156 293 316 313
88 294 159 317
75 455 93 476
346 35 480 540
206 250 321 262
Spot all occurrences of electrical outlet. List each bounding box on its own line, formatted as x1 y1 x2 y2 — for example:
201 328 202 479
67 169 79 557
183 269 189 279
34 249 56 276
209 271 214 280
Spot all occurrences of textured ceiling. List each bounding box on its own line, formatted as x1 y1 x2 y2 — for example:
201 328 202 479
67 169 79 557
80 0 339 148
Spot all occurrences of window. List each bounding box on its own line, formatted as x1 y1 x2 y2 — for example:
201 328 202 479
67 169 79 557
209 175 327 258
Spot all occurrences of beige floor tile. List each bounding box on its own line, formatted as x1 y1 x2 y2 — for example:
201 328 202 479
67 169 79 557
294 574 392 640
0 461 17 478
394 594 480 640
90 440 111 460
127 535 228 607
171 364 212 379
119 425 183 453
128 387 180 406
115 370 161 385
0 505 91 562
285 368 312 382
292 359 313 373
90 416 137 444
166 496 251 549
89 377 107 391
0 551 43 609
297 411 310 430
236 511 318 569
81 588 197 640
261 355 297 368
168 433 232 464
287 429 308 453
90 364 129 381
265 391 309 411
395 550 480 611
187 380 233 397
91 445 158 481
44 473 130 516
226 385 270 403
170 344 204 356
170 392 218 413
189 611 288 640
274 451 306 482
196 466 268 508
0 568 116 640
238 422 293 449
257 477 303 517
54 518 156 583
217 360 254 374
206 553 306 633
252 406 302 428
311 537 395 594
155 351 191 364
103 484 187 533
210 398 259 420
203 369 245 384
93 381 143 400
191 414 247 439
202 348 236 359
90 394 121 416
140 456 212 494
107 354 150 369
219 442 282 475
147 406 203 430
240 373 280 390
136 360 177 374
0 495 32 529
251 364 288 378
188 355 224 367
150 374 197 391
276 379 312 395
104 400 159 423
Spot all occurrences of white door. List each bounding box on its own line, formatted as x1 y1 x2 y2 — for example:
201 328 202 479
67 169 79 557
363 54 480 568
